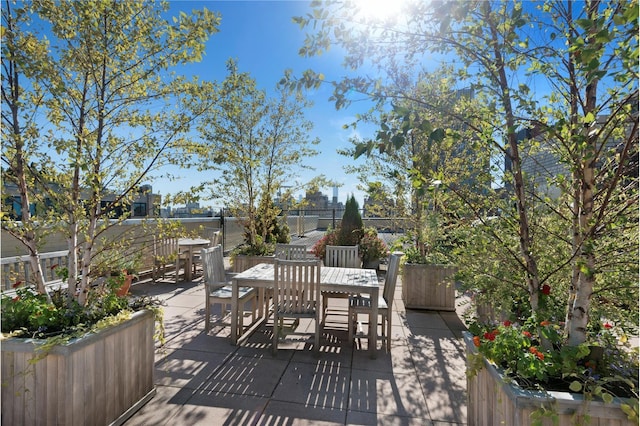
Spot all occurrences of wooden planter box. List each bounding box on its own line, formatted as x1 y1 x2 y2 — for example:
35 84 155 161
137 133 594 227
232 255 275 273
401 263 457 311
463 332 635 426
1 309 156 426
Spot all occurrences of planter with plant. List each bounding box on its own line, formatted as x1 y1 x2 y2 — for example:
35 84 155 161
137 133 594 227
359 227 388 269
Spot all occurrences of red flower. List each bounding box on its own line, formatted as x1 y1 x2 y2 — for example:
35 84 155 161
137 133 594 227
536 351 545 361
541 284 551 295
473 336 481 347
503 320 512 327
540 320 551 327
51 264 58 270
603 323 613 329
522 331 532 338
12 280 22 288
12 296 20 301
484 331 497 341
529 346 538 354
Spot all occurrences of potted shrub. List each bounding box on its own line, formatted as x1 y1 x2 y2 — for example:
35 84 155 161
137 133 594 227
310 228 340 261
359 227 388 269
1 283 164 426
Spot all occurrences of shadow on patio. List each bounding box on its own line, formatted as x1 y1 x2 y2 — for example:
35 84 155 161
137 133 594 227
124 264 469 425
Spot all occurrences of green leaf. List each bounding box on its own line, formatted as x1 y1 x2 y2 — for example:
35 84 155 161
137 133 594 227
569 381 583 392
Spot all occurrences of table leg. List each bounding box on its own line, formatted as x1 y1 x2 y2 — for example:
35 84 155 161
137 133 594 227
184 248 193 282
231 278 239 344
370 286 379 359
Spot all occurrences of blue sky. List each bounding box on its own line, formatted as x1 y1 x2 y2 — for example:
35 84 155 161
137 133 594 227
163 0 375 208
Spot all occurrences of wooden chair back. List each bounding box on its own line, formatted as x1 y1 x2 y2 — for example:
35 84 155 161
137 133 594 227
275 243 307 260
273 259 322 316
203 228 222 247
201 245 226 290
154 236 178 263
383 252 403 307
325 245 360 268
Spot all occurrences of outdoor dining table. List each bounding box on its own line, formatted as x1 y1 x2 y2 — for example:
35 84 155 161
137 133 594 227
231 263 381 358
177 238 210 282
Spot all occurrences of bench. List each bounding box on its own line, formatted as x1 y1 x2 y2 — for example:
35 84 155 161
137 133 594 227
1 250 70 291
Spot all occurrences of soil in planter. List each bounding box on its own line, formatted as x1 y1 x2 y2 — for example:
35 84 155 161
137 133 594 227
498 362 638 399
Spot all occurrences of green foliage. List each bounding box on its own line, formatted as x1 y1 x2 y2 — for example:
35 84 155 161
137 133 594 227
1 0 220 303
190 60 320 252
0 282 162 340
294 0 639 352
338 195 363 246
359 227 388 262
310 228 339 260
469 319 638 403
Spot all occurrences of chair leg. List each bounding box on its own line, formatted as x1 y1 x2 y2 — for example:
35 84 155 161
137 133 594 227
272 313 279 354
386 314 392 352
205 299 210 332
348 309 354 343
314 314 320 352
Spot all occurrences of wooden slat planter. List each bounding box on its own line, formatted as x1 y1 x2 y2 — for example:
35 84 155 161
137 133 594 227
1 309 156 426
232 255 275 273
401 263 457 311
463 332 635 426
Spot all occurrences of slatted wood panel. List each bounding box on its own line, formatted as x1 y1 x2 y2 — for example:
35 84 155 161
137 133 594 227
401 263 457 311
275 244 308 260
325 245 360 268
232 254 275 273
1 250 69 290
464 333 634 426
1 310 156 426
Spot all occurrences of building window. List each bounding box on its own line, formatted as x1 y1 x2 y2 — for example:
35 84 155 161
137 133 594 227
133 202 147 217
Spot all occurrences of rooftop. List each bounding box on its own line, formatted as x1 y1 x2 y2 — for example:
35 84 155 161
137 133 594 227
124 237 470 425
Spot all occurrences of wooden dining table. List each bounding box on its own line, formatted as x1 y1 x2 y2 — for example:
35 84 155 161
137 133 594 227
177 238 210 281
231 263 381 358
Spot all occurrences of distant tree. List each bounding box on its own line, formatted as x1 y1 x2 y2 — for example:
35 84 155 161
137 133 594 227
338 195 364 246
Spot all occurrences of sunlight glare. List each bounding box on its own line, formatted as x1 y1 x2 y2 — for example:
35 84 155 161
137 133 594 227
354 0 408 23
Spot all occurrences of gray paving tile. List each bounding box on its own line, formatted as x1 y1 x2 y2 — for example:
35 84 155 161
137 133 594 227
199 353 289 397
346 411 435 425
155 348 231 389
259 400 347 425
411 346 467 424
172 391 268 425
349 368 430 419
352 343 414 375
123 385 191 426
272 360 352 410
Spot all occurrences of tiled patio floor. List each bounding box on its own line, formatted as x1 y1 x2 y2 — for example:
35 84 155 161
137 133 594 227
124 259 470 425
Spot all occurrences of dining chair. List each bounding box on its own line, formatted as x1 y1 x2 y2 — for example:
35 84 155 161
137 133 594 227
275 243 307 260
202 245 257 333
191 228 222 275
324 245 360 268
270 244 308 315
152 236 186 283
272 258 322 354
322 245 360 318
348 251 403 352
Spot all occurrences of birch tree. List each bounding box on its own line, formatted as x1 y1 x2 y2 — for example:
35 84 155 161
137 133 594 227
1 0 220 304
292 0 638 345
190 60 321 251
